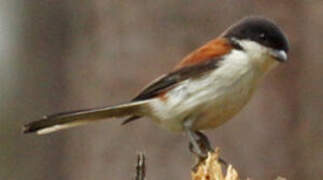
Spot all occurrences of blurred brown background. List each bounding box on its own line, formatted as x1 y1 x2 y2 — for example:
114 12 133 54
1 0 322 179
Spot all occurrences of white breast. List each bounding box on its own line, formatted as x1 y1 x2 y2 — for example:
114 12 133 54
148 44 278 132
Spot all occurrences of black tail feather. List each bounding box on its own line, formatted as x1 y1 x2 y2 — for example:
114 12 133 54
23 101 148 134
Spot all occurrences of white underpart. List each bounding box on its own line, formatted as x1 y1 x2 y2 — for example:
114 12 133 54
148 40 279 131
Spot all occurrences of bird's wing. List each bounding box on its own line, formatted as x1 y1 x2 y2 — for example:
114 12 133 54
132 38 232 101
131 59 218 101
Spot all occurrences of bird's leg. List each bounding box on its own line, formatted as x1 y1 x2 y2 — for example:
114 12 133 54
188 131 228 170
184 129 213 171
183 119 227 170
192 131 214 153
190 131 213 166
185 128 208 158
184 119 211 158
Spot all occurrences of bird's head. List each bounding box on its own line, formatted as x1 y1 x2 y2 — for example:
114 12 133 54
223 16 289 65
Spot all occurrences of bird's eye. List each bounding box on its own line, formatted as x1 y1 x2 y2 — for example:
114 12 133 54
259 33 266 39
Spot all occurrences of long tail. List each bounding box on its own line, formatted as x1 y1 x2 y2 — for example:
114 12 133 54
23 101 149 135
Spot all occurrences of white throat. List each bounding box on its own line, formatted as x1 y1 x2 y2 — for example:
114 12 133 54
232 39 279 74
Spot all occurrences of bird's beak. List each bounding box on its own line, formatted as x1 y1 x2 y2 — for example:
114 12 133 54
269 49 288 62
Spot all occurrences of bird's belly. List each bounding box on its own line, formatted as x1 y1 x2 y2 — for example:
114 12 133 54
148 68 258 132
192 86 253 130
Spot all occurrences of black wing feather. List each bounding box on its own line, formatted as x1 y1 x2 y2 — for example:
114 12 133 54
132 58 221 101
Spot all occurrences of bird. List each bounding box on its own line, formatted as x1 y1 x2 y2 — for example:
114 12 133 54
23 16 289 157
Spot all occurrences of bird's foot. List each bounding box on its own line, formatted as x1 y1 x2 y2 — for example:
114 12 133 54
187 131 227 171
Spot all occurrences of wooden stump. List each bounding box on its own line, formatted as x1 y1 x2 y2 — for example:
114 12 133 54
133 148 286 180
192 148 238 180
